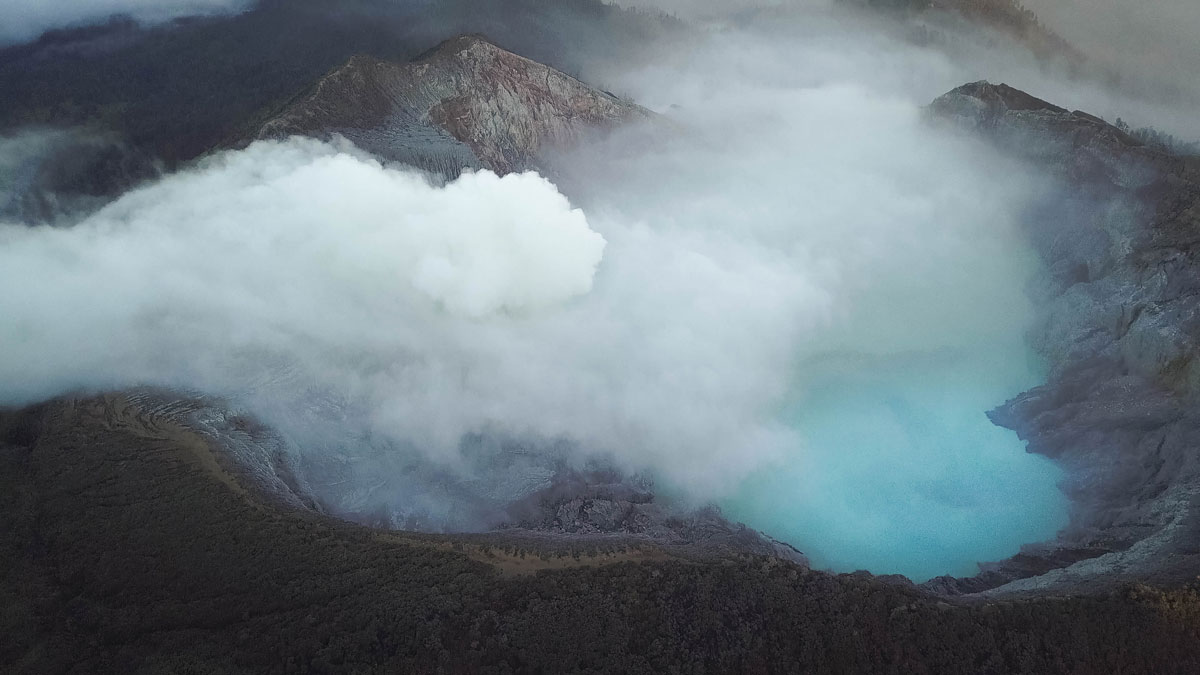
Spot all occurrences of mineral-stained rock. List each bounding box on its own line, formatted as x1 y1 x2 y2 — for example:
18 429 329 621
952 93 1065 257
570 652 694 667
926 81 1200 594
255 34 653 176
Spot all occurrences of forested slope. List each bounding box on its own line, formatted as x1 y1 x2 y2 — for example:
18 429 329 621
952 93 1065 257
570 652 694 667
4 394 1200 673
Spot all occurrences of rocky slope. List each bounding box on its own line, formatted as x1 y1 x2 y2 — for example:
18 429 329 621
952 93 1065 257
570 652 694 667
2 391 805 568
925 81 1200 595
255 35 653 176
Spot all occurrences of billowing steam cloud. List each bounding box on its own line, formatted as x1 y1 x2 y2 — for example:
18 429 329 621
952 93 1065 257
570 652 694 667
0 138 606 402
555 14 1073 578
0 0 1106 581
0 0 252 45
0 134 812 496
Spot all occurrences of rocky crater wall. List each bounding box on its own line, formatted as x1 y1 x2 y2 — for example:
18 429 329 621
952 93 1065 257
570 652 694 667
926 81 1200 594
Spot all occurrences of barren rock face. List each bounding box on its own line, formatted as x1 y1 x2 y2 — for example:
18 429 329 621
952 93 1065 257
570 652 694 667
927 81 1200 595
257 35 652 176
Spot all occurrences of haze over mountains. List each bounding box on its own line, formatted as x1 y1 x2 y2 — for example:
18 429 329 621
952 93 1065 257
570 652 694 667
1025 0 1200 99
0 0 253 45
0 1 1059 579
0 0 682 164
2 0 1198 573
3 0 1200 671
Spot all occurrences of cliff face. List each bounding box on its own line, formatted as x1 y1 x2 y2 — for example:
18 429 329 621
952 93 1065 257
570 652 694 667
927 81 1200 594
256 35 652 176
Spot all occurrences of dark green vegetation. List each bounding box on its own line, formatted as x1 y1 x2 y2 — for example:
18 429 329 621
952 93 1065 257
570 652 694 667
0 0 683 165
3 395 1200 674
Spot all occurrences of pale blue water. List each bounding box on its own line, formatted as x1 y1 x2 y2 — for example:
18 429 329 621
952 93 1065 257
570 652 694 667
720 344 1069 582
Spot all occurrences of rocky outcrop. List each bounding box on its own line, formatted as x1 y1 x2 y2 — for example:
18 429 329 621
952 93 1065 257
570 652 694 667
499 470 810 564
927 81 1200 595
0 391 317 512
255 34 652 176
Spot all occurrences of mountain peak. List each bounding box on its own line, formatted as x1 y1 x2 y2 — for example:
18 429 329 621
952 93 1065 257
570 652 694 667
928 80 1177 189
417 33 500 58
934 81 1065 115
256 35 651 175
